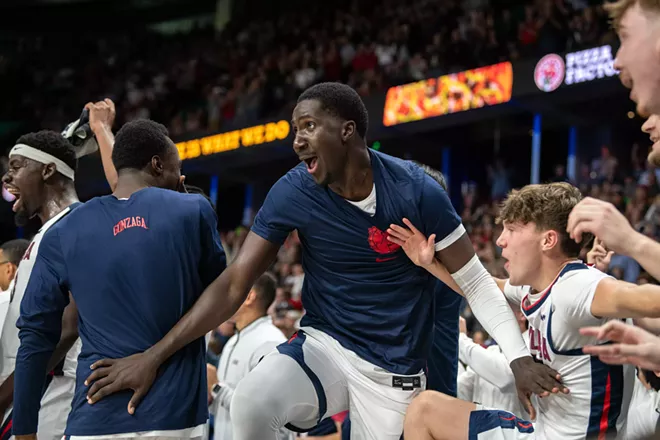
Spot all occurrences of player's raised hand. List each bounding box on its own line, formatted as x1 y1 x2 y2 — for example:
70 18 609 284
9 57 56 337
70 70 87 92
387 218 435 267
510 356 568 420
582 321 660 372
85 98 116 135
567 197 638 256
84 351 160 414
586 237 614 273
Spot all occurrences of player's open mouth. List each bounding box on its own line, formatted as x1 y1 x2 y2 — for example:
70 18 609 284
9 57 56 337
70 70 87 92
4 187 21 212
302 156 318 174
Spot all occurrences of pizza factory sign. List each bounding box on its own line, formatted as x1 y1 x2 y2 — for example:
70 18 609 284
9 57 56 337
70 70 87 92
534 45 618 93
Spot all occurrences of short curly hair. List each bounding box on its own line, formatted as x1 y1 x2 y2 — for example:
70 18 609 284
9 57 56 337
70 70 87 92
112 119 172 172
604 0 660 30
298 82 369 138
14 130 77 172
497 182 591 258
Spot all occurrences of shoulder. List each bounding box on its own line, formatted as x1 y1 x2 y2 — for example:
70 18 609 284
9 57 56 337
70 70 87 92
278 163 316 192
264 163 318 205
373 150 425 186
553 264 610 308
558 264 610 289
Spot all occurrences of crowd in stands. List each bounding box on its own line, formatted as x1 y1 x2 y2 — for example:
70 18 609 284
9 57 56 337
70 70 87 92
3 0 614 141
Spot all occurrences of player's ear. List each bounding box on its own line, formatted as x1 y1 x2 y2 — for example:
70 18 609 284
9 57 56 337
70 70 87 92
341 121 356 143
245 289 257 306
42 163 57 181
151 155 164 175
7 263 17 281
541 230 559 251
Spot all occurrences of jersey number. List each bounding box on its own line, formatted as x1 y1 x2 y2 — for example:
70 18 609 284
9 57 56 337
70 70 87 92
529 327 551 362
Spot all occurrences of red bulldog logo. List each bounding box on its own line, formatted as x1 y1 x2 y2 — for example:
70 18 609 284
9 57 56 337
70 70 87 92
368 226 400 262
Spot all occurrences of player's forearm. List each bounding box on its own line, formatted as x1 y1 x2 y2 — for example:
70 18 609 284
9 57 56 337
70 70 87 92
614 283 660 318
458 334 514 390
94 124 118 191
426 259 462 294
147 266 251 366
13 333 54 435
452 255 530 363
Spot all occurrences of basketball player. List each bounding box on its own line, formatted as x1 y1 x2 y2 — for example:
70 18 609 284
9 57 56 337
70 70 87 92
83 83 564 440
393 182 660 439
321 163 462 438
12 119 225 440
1 132 100 440
0 98 118 440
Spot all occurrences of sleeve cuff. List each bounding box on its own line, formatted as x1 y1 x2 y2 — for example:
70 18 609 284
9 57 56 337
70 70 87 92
434 224 466 251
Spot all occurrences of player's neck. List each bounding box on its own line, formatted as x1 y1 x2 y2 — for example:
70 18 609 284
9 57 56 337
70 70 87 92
234 310 266 332
37 184 79 224
113 170 153 199
329 145 372 201
530 257 578 293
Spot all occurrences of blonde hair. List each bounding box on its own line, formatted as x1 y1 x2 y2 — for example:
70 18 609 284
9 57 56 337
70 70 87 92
605 0 660 30
497 182 591 257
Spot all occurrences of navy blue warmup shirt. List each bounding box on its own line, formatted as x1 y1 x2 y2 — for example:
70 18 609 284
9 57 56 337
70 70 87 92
427 282 463 396
14 187 226 436
251 149 463 375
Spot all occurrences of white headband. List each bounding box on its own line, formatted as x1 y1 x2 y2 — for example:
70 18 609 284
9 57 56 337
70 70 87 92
9 144 75 181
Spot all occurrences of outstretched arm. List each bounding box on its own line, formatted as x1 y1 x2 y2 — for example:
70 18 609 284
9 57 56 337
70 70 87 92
87 99 118 192
591 277 660 319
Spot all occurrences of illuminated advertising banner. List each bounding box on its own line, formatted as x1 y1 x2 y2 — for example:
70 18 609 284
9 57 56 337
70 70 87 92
534 44 617 93
382 62 513 127
176 120 290 161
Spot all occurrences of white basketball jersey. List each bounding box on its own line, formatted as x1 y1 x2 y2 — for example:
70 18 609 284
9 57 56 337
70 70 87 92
0 206 81 383
505 262 634 440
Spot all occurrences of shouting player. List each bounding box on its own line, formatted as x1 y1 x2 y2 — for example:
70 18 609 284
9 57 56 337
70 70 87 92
392 182 660 439
0 99 118 440
82 83 563 439
12 119 226 439
564 0 660 371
